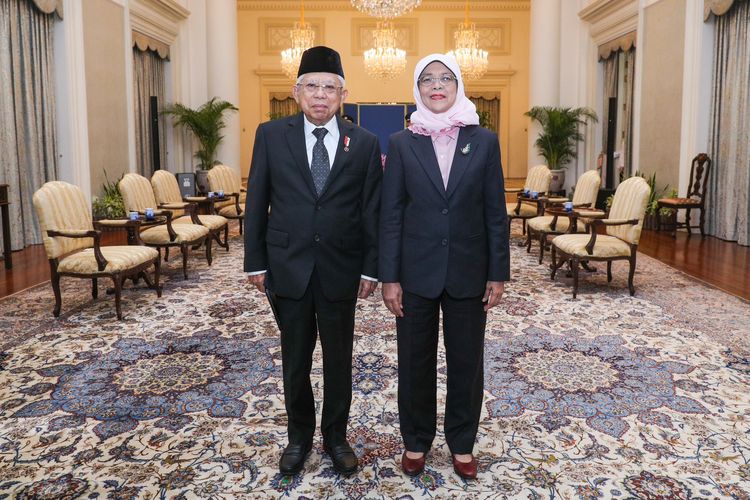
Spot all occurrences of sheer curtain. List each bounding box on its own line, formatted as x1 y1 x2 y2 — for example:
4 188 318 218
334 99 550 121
468 95 500 132
706 0 750 245
0 0 58 251
133 46 167 177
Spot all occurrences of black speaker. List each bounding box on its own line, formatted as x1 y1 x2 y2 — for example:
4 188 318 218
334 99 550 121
150 96 161 171
605 97 617 189
176 173 196 198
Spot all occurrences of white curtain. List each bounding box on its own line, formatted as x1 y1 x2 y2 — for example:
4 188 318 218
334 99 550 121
133 46 167 177
0 0 58 251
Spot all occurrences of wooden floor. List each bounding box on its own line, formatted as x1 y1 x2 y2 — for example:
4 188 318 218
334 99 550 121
1 222 748 302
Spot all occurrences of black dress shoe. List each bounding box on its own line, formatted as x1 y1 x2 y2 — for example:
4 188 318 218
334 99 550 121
279 442 312 475
323 442 358 475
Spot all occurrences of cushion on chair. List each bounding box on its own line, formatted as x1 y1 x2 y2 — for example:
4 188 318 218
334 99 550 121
571 170 601 206
524 165 552 193
214 192 246 211
174 214 228 230
120 174 158 212
506 202 538 217
658 197 701 206
218 204 244 217
58 246 158 274
151 170 183 206
140 224 209 244
33 181 95 260
528 215 586 233
607 177 651 244
552 234 632 258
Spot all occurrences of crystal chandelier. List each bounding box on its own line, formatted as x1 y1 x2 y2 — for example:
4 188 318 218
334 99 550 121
350 0 421 19
280 1 315 80
447 0 488 80
363 21 407 81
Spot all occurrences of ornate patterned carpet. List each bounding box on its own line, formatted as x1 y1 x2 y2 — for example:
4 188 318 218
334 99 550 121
1 225 750 499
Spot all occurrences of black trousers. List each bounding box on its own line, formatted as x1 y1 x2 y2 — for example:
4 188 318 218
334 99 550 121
275 269 356 446
396 289 486 454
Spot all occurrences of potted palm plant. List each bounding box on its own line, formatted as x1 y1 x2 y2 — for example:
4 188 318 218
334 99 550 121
163 97 238 193
525 106 598 193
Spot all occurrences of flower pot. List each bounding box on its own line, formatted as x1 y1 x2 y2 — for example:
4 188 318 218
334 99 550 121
195 169 210 195
549 169 565 194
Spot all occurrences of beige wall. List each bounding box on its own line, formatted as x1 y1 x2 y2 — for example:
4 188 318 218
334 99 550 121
237 2 530 178
637 0 685 191
83 0 129 197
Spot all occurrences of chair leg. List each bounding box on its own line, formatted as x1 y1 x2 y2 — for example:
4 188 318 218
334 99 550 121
607 261 612 282
628 253 637 296
522 219 527 235
239 216 244 235
165 247 170 261
154 257 162 297
181 244 190 279
538 232 546 265
205 236 213 266
51 266 62 317
699 207 706 238
224 224 230 251
92 278 98 299
685 209 692 236
525 229 532 253
113 274 123 320
572 258 580 299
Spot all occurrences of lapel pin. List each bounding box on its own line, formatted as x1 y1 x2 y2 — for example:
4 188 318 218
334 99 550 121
461 143 472 155
344 135 351 152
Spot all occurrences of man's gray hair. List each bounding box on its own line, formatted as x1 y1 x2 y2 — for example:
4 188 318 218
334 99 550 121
296 74 346 88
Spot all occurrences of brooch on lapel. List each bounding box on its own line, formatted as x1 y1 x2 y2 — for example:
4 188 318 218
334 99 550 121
344 135 351 152
461 143 472 155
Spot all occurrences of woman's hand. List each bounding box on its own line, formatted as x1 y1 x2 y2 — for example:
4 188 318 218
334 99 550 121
382 282 404 317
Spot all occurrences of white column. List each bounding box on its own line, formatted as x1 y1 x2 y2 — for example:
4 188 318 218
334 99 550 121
528 0 561 169
54 0 91 203
205 0 240 170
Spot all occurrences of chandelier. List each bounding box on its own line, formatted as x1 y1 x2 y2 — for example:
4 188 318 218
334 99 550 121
447 0 488 80
363 21 407 80
280 1 315 79
350 0 421 19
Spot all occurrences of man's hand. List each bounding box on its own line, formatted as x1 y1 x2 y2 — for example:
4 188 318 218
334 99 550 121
382 282 404 317
482 281 505 311
358 279 378 299
247 273 266 293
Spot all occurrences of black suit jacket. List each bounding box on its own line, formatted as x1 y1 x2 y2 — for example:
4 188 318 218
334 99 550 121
379 126 510 299
244 114 382 301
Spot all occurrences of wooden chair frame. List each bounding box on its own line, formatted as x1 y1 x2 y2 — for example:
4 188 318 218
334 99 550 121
657 153 712 238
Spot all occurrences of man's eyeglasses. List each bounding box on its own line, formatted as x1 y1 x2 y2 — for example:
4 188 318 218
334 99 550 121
418 75 457 87
298 82 342 95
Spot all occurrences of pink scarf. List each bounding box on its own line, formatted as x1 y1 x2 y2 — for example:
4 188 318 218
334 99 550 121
408 53 479 136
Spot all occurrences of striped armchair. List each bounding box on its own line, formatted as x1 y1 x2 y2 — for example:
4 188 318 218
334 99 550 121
550 176 651 298
119 173 211 279
151 170 230 251
505 164 552 235
526 169 601 263
33 181 161 319
207 164 245 234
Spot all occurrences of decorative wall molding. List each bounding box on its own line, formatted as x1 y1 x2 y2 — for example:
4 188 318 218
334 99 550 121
444 18 511 55
258 18 326 55
579 0 638 45
239 1 528 12
350 18 418 56
129 0 189 45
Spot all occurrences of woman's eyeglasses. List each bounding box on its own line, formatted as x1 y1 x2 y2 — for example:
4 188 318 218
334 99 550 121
298 82 342 95
418 75 457 87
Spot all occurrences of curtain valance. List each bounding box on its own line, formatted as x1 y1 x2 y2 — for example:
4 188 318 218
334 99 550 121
132 31 170 60
28 0 63 19
704 0 740 20
598 31 636 60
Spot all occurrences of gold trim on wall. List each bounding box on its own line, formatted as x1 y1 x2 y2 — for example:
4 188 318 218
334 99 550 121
239 1 529 11
444 18 511 55
350 18 418 56
258 18 326 56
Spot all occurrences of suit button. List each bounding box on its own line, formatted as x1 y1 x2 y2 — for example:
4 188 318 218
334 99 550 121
314 234 320 242
441 208 448 215
441 239 448 246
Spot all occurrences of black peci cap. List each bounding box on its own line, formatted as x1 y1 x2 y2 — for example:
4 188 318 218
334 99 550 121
297 46 345 79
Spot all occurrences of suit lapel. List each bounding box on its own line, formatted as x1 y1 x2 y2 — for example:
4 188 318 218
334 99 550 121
284 114 318 198
409 132 447 199
446 126 479 199
318 115 352 198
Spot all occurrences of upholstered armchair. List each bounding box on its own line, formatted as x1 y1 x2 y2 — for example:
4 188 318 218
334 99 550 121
151 170 230 251
207 164 245 234
526 170 601 263
505 164 552 235
32 181 161 320
119 173 211 279
550 176 650 298
657 153 712 238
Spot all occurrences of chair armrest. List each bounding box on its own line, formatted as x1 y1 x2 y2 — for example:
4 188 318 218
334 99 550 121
228 192 243 215
184 196 207 202
140 211 176 241
505 187 523 194
574 209 606 219
584 219 638 254
47 229 107 270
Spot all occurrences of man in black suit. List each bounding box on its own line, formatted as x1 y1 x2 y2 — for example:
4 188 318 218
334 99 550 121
244 46 382 476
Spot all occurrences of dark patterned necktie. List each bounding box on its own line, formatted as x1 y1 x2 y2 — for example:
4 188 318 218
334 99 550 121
311 128 330 195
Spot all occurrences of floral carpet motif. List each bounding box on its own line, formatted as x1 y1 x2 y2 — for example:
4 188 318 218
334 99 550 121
1 224 750 499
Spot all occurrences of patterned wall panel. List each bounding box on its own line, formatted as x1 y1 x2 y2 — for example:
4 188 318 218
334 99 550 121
444 18 511 55
258 18 325 55
350 18 418 56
